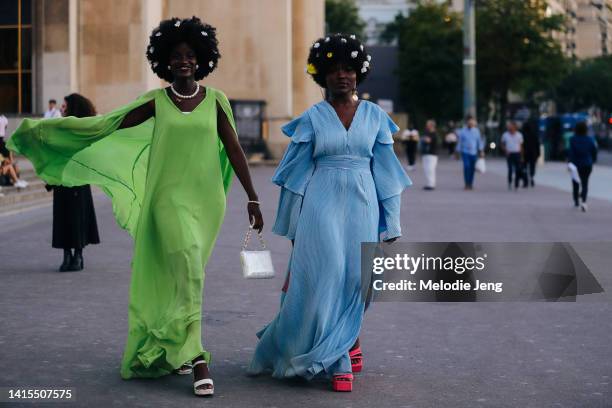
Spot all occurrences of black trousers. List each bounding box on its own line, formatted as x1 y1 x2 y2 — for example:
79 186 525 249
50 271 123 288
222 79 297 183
404 141 417 166
522 157 537 186
506 153 522 188
572 165 592 205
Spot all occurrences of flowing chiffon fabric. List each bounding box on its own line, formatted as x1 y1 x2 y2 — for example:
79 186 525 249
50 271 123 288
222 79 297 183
8 87 235 378
248 100 411 379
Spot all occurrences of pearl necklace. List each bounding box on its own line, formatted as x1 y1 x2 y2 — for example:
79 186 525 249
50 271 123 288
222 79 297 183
170 82 200 99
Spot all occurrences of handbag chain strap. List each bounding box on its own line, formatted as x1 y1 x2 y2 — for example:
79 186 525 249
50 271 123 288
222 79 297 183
241 226 267 251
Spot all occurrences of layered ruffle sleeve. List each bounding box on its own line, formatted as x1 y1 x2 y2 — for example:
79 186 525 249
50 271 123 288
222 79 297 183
270 113 315 239
371 111 412 240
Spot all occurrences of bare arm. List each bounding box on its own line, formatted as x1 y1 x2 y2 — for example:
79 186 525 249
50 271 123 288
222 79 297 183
216 101 264 232
118 100 155 129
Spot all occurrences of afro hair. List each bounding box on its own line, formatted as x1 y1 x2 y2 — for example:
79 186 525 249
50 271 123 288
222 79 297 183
306 33 371 88
146 16 220 82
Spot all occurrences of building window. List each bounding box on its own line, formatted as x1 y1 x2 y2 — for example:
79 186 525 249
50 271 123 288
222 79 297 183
0 0 33 114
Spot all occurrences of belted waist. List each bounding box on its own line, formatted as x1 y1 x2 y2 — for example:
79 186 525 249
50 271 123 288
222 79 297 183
315 155 371 170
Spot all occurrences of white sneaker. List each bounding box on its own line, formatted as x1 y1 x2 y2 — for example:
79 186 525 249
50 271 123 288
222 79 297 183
15 179 28 189
580 202 588 212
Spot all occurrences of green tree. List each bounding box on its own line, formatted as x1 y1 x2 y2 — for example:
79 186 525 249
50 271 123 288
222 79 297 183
393 3 463 125
556 56 612 112
325 0 366 39
475 0 568 127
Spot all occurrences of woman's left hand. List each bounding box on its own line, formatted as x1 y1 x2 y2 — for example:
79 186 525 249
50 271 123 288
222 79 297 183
248 202 264 233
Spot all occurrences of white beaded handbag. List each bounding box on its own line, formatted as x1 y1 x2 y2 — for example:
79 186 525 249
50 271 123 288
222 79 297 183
240 226 275 279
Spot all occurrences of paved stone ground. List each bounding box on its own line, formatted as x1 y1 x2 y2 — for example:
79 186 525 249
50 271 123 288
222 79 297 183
1 157 611 408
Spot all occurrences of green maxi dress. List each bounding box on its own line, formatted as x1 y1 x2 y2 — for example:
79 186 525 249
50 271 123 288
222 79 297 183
7 87 235 379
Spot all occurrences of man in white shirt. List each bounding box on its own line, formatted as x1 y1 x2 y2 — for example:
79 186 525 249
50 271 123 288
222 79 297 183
44 99 62 119
501 121 524 190
0 114 7 138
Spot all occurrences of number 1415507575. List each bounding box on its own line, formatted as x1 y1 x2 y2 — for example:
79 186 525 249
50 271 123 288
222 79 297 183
6 388 73 400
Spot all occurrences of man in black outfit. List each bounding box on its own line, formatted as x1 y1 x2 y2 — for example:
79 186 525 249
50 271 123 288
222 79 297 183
521 118 540 187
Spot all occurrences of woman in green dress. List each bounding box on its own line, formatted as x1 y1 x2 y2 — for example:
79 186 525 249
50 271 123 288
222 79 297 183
8 17 263 397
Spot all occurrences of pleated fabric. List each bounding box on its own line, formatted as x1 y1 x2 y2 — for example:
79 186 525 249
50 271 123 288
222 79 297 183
8 87 236 379
248 100 411 380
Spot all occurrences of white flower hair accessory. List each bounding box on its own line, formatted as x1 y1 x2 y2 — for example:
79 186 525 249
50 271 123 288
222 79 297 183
201 31 208 36
209 61 214 68
361 67 368 73
351 51 358 58
340 38 347 43
313 42 320 48
350 34 356 39
174 20 181 27
363 61 370 68
324 37 330 42
367 55 371 61
149 46 154 53
152 61 158 68
155 31 162 37
360 45 364 51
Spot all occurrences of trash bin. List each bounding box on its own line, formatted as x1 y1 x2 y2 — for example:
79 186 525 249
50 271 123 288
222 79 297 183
229 100 266 155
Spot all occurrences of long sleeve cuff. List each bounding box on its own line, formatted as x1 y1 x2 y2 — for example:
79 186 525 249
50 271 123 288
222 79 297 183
271 187 303 240
380 195 402 241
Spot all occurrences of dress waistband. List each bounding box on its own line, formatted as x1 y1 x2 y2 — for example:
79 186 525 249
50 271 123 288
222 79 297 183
315 155 371 170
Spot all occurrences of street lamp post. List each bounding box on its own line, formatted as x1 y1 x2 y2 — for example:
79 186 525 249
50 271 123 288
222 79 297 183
463 0 476 120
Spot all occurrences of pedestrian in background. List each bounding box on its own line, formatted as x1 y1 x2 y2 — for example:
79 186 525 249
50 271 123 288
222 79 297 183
0 113 26 189
0 149 27 188
455 115 484 190
444 120 458 155
43 99 62 119
420 119 438 190
401 126 419 171
501 121 524 191
0 113 23 184
0 114 8 138
0 115 21 179
521 117 540 187
569 121 597 212
47 93 101 272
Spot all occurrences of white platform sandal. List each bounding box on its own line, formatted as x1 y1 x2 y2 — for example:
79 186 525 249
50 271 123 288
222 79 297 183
192 360 214 396
174 362 193 375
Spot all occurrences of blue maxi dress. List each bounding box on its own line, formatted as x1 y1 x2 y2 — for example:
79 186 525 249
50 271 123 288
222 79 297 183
248 100 411 379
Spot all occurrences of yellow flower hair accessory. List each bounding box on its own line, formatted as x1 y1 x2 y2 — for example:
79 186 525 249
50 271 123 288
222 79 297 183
306 63 318 75
326 52 333 58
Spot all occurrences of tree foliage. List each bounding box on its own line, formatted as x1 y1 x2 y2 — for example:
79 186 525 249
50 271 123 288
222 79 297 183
385 0 570 125
556 56 612 112
394 3 463 125
475 0 569 122
325 0 366 39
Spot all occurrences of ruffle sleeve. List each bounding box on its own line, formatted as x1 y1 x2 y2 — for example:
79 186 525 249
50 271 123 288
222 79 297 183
271 112 315 239
371 111 412 239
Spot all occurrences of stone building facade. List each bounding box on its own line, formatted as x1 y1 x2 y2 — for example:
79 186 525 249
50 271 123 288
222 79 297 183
2 0 324 158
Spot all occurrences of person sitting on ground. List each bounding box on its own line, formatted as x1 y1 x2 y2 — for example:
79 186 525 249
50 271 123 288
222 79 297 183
0 153 27 188
0 136 19 175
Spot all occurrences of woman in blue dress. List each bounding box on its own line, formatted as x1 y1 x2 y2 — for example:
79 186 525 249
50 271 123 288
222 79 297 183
248 34 411 391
